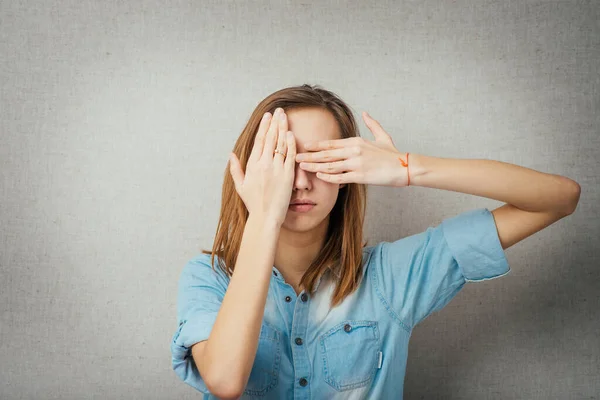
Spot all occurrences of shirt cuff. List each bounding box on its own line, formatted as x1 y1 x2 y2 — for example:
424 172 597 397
171 316 216 394
441 208 511 282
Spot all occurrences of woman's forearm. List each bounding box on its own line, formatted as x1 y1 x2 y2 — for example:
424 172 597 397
407 153 580 214
202 215 281 397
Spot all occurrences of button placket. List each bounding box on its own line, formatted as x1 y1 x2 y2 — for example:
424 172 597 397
291 291 310 396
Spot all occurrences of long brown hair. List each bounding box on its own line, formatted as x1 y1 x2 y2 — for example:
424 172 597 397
201 84 368 308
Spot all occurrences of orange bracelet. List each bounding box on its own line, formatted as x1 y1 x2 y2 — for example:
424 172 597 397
398 152 410 186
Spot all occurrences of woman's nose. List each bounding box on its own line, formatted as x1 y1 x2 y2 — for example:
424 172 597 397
293 162 312 187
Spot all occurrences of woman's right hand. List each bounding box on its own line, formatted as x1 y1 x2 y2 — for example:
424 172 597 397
229 107 297 226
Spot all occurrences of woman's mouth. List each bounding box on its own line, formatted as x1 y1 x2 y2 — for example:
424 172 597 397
288 204 315 212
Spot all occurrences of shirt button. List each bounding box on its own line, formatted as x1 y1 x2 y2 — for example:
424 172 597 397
285 296 291 302
344 324 352 332
301 293 308 302
295 337 303 345
299 377 308 386
273 271 278 276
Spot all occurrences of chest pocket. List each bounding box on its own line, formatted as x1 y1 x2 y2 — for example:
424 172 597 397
242 322 282 396
319 320 380 391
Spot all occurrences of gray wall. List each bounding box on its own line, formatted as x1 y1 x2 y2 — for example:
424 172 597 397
1 1 598 399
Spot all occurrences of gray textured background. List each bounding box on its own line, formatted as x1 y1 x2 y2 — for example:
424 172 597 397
1 1 598 399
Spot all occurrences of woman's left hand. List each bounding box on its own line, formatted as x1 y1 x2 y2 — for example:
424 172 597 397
295 112 410 187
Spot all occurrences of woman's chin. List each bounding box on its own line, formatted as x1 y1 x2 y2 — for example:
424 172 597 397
282 215 315 230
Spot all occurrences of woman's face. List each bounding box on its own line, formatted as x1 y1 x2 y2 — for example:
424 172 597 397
281 107 346 232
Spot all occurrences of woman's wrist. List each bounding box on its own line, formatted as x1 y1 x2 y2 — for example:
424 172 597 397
405 153 431 187
247 212 283 233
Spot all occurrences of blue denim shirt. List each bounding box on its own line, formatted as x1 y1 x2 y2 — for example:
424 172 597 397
171 208 511 399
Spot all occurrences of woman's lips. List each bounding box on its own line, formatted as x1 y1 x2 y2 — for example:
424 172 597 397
289 204 315 212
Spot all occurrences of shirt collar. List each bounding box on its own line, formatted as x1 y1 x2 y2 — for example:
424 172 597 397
271 265 333 291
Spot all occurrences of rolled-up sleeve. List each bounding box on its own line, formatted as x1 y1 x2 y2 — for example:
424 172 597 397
376 208 510 329
170 254 229 394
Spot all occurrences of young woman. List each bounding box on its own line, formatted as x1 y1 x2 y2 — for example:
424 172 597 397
170 84 580 399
